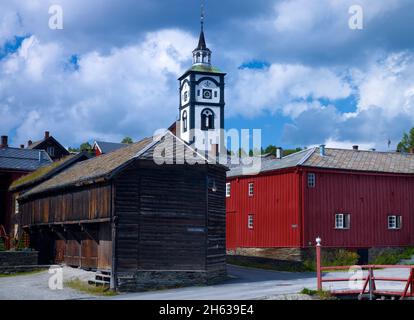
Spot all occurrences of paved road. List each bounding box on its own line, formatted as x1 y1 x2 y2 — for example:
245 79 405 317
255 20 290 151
110 265 318 300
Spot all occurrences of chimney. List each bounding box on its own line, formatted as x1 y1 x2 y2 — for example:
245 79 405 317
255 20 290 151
353 145 359 151
20 144 25 149
28 140 33 147
45 131 50 139
276 147 283 159
320 145 326 156
1 136 8 148
210 144 219 158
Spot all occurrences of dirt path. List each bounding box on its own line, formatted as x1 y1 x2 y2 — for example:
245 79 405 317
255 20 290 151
0 267 96 300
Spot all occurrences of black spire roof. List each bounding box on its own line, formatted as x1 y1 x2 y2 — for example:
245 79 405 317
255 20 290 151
196 30 208 50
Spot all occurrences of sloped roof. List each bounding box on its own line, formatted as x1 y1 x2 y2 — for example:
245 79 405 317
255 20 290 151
20 132 210 200
227 148 414 178
94 141 128 154
227 149 313 178
28 136 69 154
188 65 223 74
0 147 52 172
9 152 90 192
303 148 414 174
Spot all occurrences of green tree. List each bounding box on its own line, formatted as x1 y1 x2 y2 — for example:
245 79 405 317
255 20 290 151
261 145 303 157
122 137 133 144
80 142 93 152
397 128 414 152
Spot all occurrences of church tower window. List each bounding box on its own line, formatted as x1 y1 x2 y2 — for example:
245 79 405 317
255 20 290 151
201 109 215 130
182 111 188 132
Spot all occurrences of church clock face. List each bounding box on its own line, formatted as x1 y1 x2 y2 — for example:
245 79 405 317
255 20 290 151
203 89 212 99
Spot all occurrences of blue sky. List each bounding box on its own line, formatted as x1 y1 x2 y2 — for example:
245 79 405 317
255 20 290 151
1 0 414 150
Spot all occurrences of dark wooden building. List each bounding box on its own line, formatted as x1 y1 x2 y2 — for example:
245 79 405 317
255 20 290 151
0 135 52 234
18 132 227 291
28 131 70 161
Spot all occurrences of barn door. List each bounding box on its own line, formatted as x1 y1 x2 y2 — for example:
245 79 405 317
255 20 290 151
81 239 98 270
65 240 81 267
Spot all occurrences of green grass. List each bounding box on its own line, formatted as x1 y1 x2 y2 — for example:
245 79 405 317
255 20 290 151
300 288 334 300
65 279 118 297
304 250 360 272
10 155 74 189
227 256 309 272
373 247 414 265
0 269 46 278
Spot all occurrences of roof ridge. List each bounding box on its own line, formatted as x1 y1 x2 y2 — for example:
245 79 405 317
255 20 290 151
296 148 317 165
323 147 412 156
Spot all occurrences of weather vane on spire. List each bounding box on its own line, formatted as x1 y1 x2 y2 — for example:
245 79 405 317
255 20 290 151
201 0 205 32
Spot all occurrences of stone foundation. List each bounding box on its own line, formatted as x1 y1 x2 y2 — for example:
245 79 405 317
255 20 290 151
0 251 40 274
116 268 227 292
227 248 308 262
228 246 411 265
0 251 39 267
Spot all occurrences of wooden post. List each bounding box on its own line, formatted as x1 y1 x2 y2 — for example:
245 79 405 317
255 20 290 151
316 237 322 291
369 267 374 300
411 269 414 297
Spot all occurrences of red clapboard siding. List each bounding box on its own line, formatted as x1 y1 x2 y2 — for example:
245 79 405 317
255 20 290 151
303 169 414 248
226 170 301 249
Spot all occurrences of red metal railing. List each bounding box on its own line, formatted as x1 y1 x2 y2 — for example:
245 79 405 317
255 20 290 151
315 238 414 300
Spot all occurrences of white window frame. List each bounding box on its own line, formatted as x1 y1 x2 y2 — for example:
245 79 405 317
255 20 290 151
388 215 402 230
248 183 254 197
308 173 316 188
248 214 254 229
335 213 350 230
226 183 231 198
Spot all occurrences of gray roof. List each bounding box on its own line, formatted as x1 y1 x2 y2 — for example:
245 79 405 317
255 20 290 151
0 147 52 172
227 148 414 178
94 141 128 154
304 148 414 174
227 149 313 178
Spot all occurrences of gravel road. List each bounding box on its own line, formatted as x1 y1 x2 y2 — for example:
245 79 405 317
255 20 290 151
0 266 96 300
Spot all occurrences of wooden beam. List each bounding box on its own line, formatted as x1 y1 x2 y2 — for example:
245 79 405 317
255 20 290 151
80 224 99 243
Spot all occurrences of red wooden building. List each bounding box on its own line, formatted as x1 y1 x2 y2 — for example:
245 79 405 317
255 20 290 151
226 146 414 261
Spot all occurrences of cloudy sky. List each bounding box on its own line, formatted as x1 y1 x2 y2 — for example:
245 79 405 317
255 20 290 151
1 0 414 150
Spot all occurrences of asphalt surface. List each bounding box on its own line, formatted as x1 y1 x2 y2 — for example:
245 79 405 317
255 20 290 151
110 265 412 300
110 265 322 300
